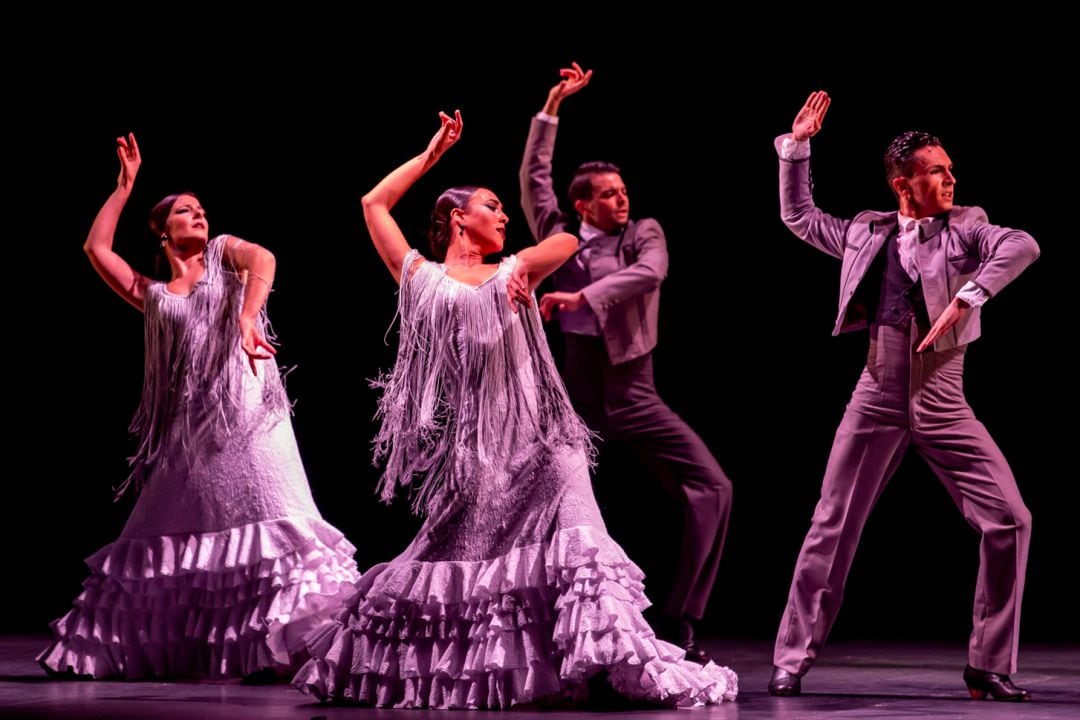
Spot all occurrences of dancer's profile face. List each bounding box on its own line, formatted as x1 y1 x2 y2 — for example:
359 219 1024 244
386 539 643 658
457 188 508 253
898 146 956 219
575 172 629 234
165 194 210 246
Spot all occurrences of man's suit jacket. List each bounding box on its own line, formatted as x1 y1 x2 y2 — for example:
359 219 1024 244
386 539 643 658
521 117 667 365
775 135 1040 350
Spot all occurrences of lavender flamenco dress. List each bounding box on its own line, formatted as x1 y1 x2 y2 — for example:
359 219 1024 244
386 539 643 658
293 251 737 708
38 235 359 679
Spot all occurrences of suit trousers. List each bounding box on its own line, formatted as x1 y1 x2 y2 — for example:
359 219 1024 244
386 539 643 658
774 322 1031 675
563 333 732 620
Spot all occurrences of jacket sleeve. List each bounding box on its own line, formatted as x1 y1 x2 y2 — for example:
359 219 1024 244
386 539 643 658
776 134 852 260
519 116 567 242
957 205 1040 297
581 218 668 328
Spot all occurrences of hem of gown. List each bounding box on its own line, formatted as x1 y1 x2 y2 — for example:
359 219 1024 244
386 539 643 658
293 524 737 707
37 514 359 680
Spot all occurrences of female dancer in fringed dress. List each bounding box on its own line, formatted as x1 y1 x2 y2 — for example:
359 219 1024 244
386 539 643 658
293 112 737 708
38 133 359 680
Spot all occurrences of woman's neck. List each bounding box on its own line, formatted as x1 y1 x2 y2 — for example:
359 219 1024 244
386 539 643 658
167 241 206 280
443 241 485 267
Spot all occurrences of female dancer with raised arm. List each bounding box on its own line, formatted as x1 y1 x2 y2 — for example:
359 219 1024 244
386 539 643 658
38 133 359 680
293 112 737 708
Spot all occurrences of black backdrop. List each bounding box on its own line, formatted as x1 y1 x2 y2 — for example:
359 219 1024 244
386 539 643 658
6 17 1072 652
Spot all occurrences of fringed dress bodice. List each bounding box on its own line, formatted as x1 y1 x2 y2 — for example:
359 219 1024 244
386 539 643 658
124 234 288 498
373 250 592 516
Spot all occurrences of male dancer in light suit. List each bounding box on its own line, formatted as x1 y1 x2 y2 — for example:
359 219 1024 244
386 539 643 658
769 91 1038 701
520 63 732 665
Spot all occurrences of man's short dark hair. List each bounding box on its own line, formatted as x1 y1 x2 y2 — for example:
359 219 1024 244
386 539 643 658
569 161 622 204
884 130 943 183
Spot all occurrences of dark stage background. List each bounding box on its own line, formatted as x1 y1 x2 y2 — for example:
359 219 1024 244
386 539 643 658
7 18 1073 655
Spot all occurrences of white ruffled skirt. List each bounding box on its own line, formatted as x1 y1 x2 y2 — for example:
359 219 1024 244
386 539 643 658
294 521 737 707
38 515 359 679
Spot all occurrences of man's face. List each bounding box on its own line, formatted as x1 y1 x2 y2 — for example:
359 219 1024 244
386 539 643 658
900 145 956 218
577 172 629 233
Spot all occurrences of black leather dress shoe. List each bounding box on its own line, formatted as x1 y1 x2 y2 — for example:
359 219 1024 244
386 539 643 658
654 616 711 665
963 664 1032 702
767 666 801 696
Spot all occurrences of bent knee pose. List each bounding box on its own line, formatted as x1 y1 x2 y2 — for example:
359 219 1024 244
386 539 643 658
769 91 1037 703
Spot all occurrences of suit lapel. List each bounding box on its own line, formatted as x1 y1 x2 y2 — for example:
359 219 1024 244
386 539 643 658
916 217 948 322
915 217 946 278
847 217 894 290
586 221 634 279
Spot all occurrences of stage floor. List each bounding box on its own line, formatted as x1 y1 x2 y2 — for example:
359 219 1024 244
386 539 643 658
2 635 1076 719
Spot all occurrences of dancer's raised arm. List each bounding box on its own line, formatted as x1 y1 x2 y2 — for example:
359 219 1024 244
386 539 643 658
362 111 463 284
84 133 152 310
